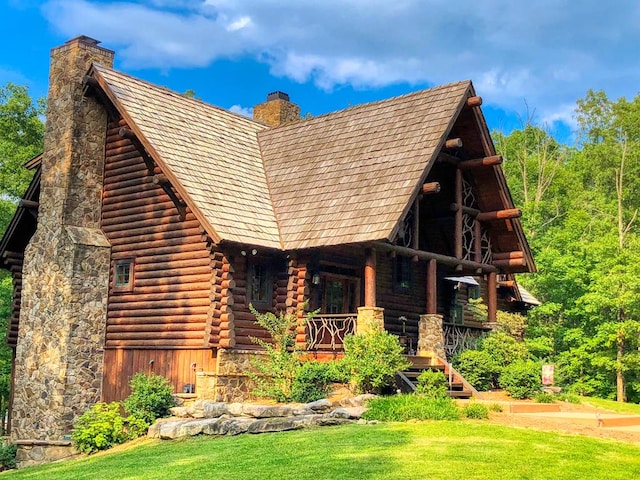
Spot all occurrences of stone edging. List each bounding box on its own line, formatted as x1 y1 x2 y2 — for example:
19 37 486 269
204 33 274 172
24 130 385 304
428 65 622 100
149 395 376 440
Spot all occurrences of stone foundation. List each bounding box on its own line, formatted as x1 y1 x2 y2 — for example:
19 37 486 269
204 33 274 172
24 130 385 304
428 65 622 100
196 349 265 402
417 314 446 359
15 440 76 469
356 307 385 334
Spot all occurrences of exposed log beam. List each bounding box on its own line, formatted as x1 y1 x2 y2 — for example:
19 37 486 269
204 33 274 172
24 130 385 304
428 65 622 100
466 96 483 108
367 242 497 273
455 168 463 259
498 280 516 288
492 258 527 268
422 182 441 195
488 272 497 322
18 199 39 210
118 127 156 173
450 204 481 218
152 174 169 186
458 155 503 170
437 152 462 165
477 208 522 222
413 197 419 251
445 138 463 149
493 251 524 260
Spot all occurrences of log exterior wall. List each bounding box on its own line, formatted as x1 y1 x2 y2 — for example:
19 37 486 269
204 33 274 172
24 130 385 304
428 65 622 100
101 119 217 401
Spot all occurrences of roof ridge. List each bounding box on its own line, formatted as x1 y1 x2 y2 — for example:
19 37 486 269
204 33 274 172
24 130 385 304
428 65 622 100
263 80 472 130
92 63 264 128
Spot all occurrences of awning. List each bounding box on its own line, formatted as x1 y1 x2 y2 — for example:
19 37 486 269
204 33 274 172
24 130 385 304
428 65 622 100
444 276 480 286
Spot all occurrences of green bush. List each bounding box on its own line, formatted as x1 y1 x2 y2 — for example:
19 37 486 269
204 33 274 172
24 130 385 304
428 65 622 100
555 393 581 404
363 394 460 421
480 331 530 368
0 443 17 471
342 325 410 394
534 392 555 403
291 361 338 403
453 350 499 391
487 403 503 412
499 360 541 399
415 370 448 398
72 402 131 454
462 402 489 419
123 372 175 426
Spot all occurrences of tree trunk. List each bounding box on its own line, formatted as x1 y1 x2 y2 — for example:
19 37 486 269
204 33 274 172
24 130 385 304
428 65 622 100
616 322 626 403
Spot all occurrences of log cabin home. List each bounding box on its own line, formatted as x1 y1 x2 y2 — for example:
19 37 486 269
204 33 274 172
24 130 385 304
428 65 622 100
0 36 537 453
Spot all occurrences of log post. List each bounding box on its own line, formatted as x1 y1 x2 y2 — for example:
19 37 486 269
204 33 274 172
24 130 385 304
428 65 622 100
488 272 497 322
458 155 503 170
445 138 463 149
413 197 419 251
474 220 481 263
364 248 376 307
466 96 483 108
455 168 463 259
427 259 437 314
476 209 522 222
422 182 441 195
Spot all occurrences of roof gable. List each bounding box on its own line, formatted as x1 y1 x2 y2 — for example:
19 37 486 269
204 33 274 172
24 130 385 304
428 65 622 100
91 65 282 249
259 82 471 249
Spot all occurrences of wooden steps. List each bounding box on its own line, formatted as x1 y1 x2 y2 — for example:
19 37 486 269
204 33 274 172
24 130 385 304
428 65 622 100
398 355 474 399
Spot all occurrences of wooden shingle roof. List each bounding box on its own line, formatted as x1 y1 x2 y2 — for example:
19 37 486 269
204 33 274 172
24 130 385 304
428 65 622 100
92 64 282 249
259 82 471 249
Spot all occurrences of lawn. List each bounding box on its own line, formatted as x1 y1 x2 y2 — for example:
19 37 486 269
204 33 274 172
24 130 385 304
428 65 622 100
582 396 640 415
3 422 640 480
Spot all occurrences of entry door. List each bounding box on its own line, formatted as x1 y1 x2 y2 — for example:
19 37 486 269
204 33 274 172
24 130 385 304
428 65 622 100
321 275 359 314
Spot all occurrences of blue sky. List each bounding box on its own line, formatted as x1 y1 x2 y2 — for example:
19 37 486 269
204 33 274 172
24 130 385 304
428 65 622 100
3 1 640 144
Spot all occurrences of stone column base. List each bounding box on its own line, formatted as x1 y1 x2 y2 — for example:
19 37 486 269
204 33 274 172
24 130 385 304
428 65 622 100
356 307 385 335
417 314 445 359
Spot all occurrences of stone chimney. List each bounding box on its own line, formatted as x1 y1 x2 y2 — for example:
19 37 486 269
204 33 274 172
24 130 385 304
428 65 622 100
253 91 300 126
11 36 114 463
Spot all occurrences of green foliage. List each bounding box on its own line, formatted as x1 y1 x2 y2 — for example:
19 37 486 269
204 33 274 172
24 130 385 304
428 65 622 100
534 392 555 403
362 394 459 421
291 361 338 403
342 325 410 394
453 350 499 391
479 331 530 368
0 443 16 471
71 403 131 454
123 372 174 426
461 402 489 419
415 370 448 398
248 305 317 402
496 311 527 340
499 361 541 399
555 393 581 404
467 297 488 322
487 403 503 412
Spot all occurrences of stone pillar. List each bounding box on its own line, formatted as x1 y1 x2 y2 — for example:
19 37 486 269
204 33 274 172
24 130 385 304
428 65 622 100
417 314 446 359
356 307 385 335
253 91 300 126
11 36 114 457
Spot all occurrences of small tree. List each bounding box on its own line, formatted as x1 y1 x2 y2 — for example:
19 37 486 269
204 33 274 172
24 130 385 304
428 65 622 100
123 372 174 426
248 305 317 402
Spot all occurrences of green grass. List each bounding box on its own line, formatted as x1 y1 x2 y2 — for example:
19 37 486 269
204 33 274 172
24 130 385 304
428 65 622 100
3 422 640 480
363 394 460 421
582 397 640 415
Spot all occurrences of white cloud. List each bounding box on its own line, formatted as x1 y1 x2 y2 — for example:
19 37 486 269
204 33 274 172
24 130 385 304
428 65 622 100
41 0 640 130
228 104 253 118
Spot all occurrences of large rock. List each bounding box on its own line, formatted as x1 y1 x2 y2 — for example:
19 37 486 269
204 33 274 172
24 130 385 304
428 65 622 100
305 399 332 412
242 404 295 418
158 420 196 440
169 407 189 418
202 401 229 418
330 406 367 419
186 401 205 419
246 415 322 434
343 394 376 407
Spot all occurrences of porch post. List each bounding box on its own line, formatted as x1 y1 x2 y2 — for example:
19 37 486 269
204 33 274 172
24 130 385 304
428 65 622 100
364 248 376 307
487 271 497 322
426 259 437 314
454 168 463 261
357 248 384 334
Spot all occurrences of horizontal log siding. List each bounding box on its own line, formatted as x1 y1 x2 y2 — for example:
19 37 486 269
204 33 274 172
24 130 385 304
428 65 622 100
102 119 214 349
376 252 426 340
102 348 216 403
6 255 24 347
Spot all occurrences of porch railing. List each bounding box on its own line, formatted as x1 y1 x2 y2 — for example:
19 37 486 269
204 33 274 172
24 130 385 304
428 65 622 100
306 313 356 351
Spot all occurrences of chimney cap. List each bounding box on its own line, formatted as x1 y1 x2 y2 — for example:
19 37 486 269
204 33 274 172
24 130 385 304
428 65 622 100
65 35 102 47
266 91 290 102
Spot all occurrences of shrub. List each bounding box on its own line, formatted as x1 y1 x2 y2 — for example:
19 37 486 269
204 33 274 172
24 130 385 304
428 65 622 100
0 443 17 471
291 361 338 403
72 402 130 454
363 394 460 421
487 402 503 412
342 325 410 394
453 350 499 391
499 360 541 399
534 392 555 403
248 305 317 402
415 370 448 398
555 392 581 404
495 311 526 340
467 297 488 323
462 402 489 419
123 372 174 426
480 331 530 368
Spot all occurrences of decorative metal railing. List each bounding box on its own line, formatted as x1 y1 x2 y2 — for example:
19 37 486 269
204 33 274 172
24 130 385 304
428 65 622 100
443 324 487 360
306 314 356 351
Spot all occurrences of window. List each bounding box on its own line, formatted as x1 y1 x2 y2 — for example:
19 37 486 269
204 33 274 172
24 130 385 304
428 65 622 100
114 259 134 292
393 256 412 292
249 262 272 306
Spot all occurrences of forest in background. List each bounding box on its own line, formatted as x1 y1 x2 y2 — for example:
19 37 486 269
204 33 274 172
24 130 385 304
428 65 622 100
0 81 639 421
